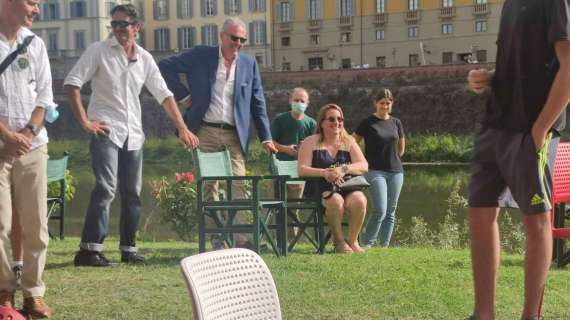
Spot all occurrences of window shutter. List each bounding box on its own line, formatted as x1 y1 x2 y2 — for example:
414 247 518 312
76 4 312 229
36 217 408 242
213 25 219 45
249 22 254 43
201 26 206 44
190 27 196 47
200 0 206 16
236 0 241 13
224 0 229 14
213 0 218 15
261 21 266 44
290 1 295 20
275 3 281 22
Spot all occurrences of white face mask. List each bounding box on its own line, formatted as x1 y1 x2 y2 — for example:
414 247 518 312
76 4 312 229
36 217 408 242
291 102 307 114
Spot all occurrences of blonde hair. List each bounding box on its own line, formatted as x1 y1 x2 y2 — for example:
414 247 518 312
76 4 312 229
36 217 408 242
315 104 350 145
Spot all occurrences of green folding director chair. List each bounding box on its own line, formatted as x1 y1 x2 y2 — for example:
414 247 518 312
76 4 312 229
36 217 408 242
269 154 324 254
193 148 288 256
47 152 68 239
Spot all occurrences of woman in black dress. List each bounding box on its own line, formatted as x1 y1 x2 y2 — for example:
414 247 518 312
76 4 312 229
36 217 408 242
297 104 368 253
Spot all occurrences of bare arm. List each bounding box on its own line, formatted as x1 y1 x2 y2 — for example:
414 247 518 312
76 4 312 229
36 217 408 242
346 137 368 175
65 85 110 135
19 107 46 140
297 136 325 177
532 41 570 149
399 138 406 157
161 96 199 149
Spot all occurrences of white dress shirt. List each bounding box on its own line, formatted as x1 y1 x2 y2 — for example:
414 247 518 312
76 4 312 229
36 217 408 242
64 36 173 151
0 27 54 150
203 47 237 125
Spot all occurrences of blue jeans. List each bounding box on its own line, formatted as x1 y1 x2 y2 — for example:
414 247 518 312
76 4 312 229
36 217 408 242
363 170 404 247
80 135 142 253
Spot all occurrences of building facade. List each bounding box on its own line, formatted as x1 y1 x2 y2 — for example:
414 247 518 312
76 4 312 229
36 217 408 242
142 0 273 69
32 0 140 58
271 0 503 71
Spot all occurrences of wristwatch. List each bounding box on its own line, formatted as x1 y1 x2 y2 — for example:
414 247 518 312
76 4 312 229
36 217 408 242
341 164 349 174
25 123 41 136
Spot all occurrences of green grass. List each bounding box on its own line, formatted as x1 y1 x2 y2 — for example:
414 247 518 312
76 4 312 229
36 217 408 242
31 238 570 319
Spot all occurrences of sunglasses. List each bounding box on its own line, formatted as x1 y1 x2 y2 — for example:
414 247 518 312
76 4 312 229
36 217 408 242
325 116 344 123
110 20 136 29
227 34 247 44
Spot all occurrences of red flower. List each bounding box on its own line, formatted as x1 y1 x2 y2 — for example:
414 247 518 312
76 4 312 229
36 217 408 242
184 171 195 183
175 171 195 184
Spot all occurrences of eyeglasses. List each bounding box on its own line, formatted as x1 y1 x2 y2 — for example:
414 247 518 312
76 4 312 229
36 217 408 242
325 116 344 123
110 20 136 29
227 34 247 44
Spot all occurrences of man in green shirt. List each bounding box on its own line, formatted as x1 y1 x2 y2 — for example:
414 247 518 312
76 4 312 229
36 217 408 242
271 87 316 160
271 87 316 238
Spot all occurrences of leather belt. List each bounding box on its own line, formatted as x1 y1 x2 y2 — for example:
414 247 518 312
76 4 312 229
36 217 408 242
201 121 236 130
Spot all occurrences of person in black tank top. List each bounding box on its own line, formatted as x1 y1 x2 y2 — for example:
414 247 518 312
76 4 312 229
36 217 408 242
297 104 369 254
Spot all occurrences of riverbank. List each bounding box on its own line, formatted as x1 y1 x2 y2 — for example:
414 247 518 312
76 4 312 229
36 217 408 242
48 134 475 169
37 238 570 319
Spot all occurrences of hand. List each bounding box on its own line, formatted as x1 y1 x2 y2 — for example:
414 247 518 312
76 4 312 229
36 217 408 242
531 123 548 151
83 120 110 136
283 145 298 157
3 131 32 157
263 141 278 154
18 127 34 140
467 69 492 94
177 126 199 150
323 167 343 183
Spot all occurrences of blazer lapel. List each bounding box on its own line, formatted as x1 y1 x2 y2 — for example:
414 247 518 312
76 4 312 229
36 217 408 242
233 54 245 108
209 47 219 87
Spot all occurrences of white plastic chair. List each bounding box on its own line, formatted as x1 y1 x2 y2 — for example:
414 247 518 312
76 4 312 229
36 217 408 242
180 248 282 320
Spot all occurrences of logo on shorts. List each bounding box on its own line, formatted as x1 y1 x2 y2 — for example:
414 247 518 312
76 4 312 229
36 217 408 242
531 194 544 206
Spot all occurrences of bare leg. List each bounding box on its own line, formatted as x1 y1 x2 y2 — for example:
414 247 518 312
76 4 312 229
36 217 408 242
322 193 351 253
521 212 551 319
344 191 367 253
469 207 500 320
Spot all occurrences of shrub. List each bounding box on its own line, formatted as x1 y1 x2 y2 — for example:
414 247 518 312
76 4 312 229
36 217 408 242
151 171 197 242
47 169 76 203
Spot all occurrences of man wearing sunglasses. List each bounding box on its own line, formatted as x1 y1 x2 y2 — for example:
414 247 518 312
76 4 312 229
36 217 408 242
159 17 277 251
64 4 198 267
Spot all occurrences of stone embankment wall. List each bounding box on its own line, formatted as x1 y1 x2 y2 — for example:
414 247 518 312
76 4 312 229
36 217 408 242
48 64 493 140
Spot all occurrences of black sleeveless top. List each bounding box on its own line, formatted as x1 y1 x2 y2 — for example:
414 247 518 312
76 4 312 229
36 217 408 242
311 148 352 193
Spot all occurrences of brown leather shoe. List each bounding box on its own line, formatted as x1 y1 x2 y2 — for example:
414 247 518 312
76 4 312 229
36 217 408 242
0 290 14 308
23 296 53 318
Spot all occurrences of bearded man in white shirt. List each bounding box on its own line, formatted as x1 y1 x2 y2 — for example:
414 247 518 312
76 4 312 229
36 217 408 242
0 0 54 317
64 4 198 267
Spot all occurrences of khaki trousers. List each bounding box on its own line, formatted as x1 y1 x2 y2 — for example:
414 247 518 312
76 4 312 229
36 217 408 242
197 125 250 244
0 145 48 297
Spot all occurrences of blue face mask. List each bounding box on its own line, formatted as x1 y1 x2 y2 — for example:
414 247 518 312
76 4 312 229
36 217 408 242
45 105 59 123
291 102 307 114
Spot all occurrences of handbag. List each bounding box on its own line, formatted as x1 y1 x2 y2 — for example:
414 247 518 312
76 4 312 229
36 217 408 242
322 175 370 199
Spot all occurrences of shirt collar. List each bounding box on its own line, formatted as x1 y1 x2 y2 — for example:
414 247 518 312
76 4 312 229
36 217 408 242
107 36 140 62
0 27 34 48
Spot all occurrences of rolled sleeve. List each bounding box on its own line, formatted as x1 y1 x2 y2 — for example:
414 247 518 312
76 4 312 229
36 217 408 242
144 53 174 105
34 43 54 109
63 42 100 89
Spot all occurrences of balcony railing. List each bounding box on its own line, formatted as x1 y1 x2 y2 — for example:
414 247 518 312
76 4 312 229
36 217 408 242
405 10 421 23
373 13 388 25
278 22 292 31
439 6 455 18
338 16 353 27
473 3 489 15
307 19 322 30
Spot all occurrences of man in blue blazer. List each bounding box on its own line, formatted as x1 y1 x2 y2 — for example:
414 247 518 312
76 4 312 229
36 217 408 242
159 17 277 250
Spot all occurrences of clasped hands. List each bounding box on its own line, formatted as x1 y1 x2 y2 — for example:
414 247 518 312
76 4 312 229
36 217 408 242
323 167 346 186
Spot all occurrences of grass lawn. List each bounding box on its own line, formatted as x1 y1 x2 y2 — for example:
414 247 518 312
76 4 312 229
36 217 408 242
18 238 570 319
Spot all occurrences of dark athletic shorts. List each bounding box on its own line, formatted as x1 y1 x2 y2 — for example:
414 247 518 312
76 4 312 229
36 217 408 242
468 127 560 215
